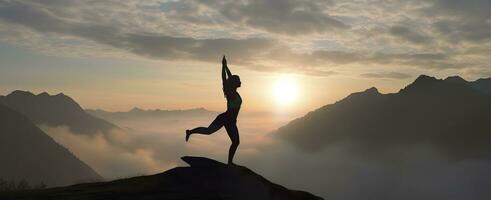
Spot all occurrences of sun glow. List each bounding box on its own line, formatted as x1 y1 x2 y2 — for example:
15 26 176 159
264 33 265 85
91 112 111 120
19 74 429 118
272 75 299 106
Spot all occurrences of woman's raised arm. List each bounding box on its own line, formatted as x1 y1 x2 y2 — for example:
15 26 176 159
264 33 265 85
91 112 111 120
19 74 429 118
223 56 232 77
222 56 228 83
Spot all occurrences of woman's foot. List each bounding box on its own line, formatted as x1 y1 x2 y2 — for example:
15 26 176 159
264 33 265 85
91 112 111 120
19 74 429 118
185 130 191 142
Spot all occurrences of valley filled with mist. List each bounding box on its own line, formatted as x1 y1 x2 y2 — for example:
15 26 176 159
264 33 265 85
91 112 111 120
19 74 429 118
2 75 487 199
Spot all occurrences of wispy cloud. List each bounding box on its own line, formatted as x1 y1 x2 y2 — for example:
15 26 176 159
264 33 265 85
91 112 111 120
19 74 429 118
361 72 412 79
0 0 489 78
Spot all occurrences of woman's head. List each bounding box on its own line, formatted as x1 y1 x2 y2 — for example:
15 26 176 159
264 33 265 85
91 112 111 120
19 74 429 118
223 75 241 98
228 75 241 89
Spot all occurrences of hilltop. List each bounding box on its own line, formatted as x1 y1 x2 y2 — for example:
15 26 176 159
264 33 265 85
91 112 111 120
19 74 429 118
1 157 323 200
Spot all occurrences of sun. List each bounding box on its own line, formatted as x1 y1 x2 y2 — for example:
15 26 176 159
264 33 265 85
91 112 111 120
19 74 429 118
272 76 299 106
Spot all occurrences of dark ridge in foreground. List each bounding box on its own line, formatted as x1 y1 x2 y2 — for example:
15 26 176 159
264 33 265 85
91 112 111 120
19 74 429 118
1 157 323 200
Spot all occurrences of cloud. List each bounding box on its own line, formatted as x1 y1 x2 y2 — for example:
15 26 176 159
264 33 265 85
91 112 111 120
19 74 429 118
388 25 433 44
433 19 491 43
0 0 453 76
39 125 175 179
162 0 349 35
361 72 412 79
0 0 490 77
425 0 491 43
0 1 282 66
309 50 457 69
124 35 277 64
247 140 491 200
38 112 278 180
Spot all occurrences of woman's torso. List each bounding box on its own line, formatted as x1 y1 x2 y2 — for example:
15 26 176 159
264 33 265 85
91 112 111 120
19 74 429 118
226 92 241 119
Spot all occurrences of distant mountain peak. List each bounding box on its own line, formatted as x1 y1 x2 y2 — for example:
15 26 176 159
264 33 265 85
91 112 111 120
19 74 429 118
414 74 439 83
412 74 470 85
129 107 144 112
55 92 67 97
445 76 469 84
7 90 35 97
365 87 379 94
7 91 72 100
189 107 208 111
400 74 440 92
0 90 118 135
340 87 381 104
402 75 487 94
126 107 211 113
347 87 380 97
38 92 50 97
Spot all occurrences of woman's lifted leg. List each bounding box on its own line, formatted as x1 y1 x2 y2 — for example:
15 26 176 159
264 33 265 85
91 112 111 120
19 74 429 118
186 113 225 142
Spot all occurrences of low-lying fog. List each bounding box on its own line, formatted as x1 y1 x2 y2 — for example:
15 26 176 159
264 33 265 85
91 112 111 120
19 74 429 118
41 111 491 200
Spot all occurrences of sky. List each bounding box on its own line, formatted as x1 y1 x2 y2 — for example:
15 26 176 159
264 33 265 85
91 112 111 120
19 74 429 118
0 0 491 113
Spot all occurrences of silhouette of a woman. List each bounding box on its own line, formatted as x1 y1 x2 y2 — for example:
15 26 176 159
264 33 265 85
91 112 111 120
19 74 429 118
186 56 241 165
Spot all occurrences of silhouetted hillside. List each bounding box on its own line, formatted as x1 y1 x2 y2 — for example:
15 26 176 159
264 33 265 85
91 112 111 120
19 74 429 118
473 77 491 95
86 107 217 121
0 104 101 187
0 91 118 135
0 157 323 200
275 75 491 160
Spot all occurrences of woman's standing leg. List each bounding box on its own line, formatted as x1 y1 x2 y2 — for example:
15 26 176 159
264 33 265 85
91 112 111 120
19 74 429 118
225 122 240 164
186 114 225 141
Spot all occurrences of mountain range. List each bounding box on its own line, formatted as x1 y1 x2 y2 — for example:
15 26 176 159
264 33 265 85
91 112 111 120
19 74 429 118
275 75 491 160
0 90 118 135
86 107 217 121
0 104 101 187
